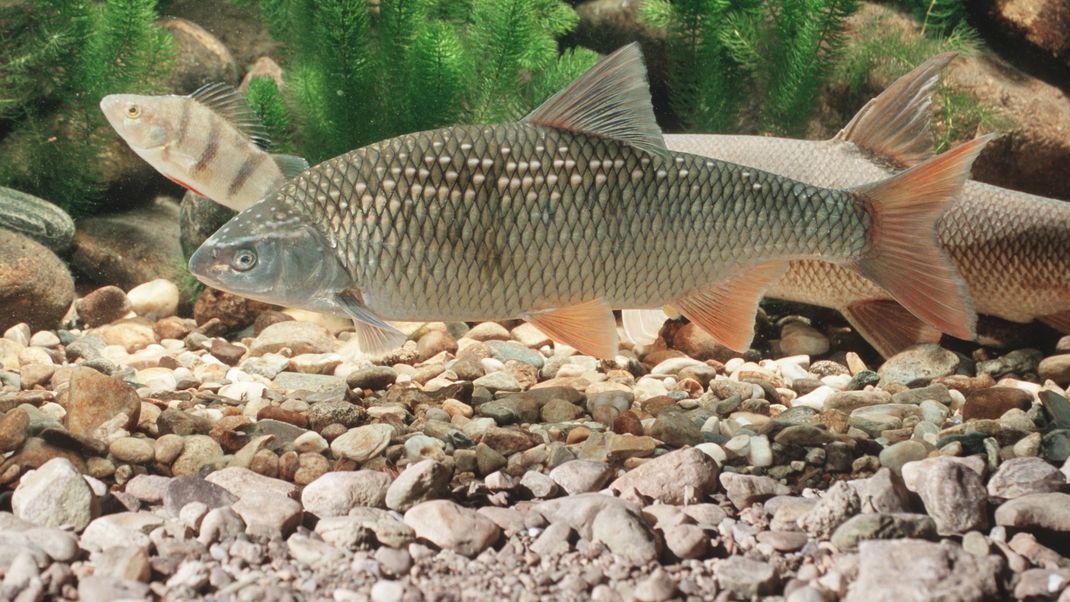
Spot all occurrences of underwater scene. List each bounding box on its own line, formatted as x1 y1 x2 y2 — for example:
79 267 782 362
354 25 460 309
1 0 1069 599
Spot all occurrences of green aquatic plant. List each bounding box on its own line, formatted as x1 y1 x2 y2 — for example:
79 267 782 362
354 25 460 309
897 0 970 38
231 0 598 163
643 0 858 135
244 76 297 154
0 0 173 216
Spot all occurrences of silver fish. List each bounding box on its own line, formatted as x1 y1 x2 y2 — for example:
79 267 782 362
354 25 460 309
190 44 986 359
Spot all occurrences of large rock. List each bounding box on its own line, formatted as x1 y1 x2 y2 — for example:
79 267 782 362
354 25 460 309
159 17 239 93
179 191 234 260
901 456 988 534
878 344 960 387
0 228 74 332
62 366 141 437
168 0 279 67
70 198 183 290
535 493 659 563
609 447 720 504
994 492 1070 531
301 470 392 517
846 539 1004 601
985 0 1070 68
0 185 75 252
12 458 98 531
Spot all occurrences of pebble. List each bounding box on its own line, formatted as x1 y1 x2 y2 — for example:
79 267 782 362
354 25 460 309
331 423 394 462
548 460 613 494
63 366 140 437
830 513 937 551
878 345 960 386
75 286 132 327
385 459 450 512
205 466 299 500
127 279 180 319
848 539 1002 601
901 456 988 534
716 556 778 598
962 386 1032 420
719 473 790 510
232 491 303 538
994 492 1070 531
403 500 501 558
779 321 829 357
12 458 97 530
987 456 1066 499
609 447 720 504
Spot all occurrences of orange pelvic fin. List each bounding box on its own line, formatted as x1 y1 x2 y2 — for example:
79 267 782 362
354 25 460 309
852 135 993 342
843 299 943 358
527 299 619 359
673 261 787 352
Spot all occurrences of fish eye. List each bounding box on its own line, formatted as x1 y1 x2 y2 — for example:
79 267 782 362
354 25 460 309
126 104 141 118
231 248 257 272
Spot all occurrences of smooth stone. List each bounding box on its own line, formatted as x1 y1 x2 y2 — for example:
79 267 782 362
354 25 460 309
80 512 164 552
994 492 1070 531
716 556 778 598
878 440 929 474
250 321 334 356
163 475 238 517
126 279 179 319
403 500 501 558
231 491 303 538
878 345 960 386
331 424 394 462
205 466 299 500
549 460 613 495
987 457 1066 499
831 513 937 551
963 387 1033 421
170 435 223 476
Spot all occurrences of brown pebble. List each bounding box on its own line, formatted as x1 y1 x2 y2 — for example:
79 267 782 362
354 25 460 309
962 387 1032 421
0 408 30 452
76 285 131 327
210 339 247 366
293 453 329 485
253 310 293 335
154 316 197 340
320 423 348 441
209 415 252 452
613 410 645 436
566 426 592 445
257 405 309 429
639 395 676 416
155 434 185 465
194 288 270 332
250 448 279 478
278 450 299 482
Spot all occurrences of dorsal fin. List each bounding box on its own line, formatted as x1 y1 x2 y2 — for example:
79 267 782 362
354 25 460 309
272 154 310 179
189 82 272 149
834 52 956 168
524 43 668 157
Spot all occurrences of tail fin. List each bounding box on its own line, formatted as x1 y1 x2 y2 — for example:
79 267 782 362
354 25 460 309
852 134 994 341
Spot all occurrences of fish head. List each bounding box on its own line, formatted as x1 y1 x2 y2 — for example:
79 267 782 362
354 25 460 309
188 197 352 311
99 94 172 151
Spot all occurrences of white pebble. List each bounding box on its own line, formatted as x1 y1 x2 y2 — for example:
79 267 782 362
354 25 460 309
127 279 180 319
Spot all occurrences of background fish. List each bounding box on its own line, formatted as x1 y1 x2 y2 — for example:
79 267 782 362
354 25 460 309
190 44 986 359
653 53 1070 357
100 83 306 212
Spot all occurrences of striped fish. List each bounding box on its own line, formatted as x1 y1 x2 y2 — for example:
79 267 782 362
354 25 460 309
100 83 306 212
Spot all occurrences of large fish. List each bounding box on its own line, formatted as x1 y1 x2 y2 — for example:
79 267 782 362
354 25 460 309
649 52 1070 357
189 44 987 359
100 83 307 212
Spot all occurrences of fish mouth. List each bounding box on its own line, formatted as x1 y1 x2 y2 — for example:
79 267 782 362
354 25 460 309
187 245 219 284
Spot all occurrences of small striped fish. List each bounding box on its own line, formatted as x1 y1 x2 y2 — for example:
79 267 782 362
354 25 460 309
190 44 988 359
101 83 306 212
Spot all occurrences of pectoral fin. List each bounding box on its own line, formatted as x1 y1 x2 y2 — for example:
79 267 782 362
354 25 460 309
1039 310 1070 333
673 262 787 352
526 299 619 359
334 292 407 355
842 299 942 358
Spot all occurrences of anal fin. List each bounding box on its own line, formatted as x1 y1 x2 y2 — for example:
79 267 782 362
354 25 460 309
527 299 619 359
1039 310 1070 334
842 299 942 358
673 262 787 352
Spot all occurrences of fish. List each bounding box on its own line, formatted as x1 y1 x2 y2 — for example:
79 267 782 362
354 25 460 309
100 83 307 212
189 44 988 359
641 52 1070 357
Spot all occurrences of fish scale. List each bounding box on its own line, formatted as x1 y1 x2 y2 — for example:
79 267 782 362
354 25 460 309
278 122 870 322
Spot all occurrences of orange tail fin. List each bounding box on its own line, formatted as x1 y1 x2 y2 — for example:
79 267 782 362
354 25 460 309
852 135 994 341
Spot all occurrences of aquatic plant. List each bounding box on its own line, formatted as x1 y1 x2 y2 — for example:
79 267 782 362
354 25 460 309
642 0 858 135
897 0 970 37
230 0 599 163
0 0 173 216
